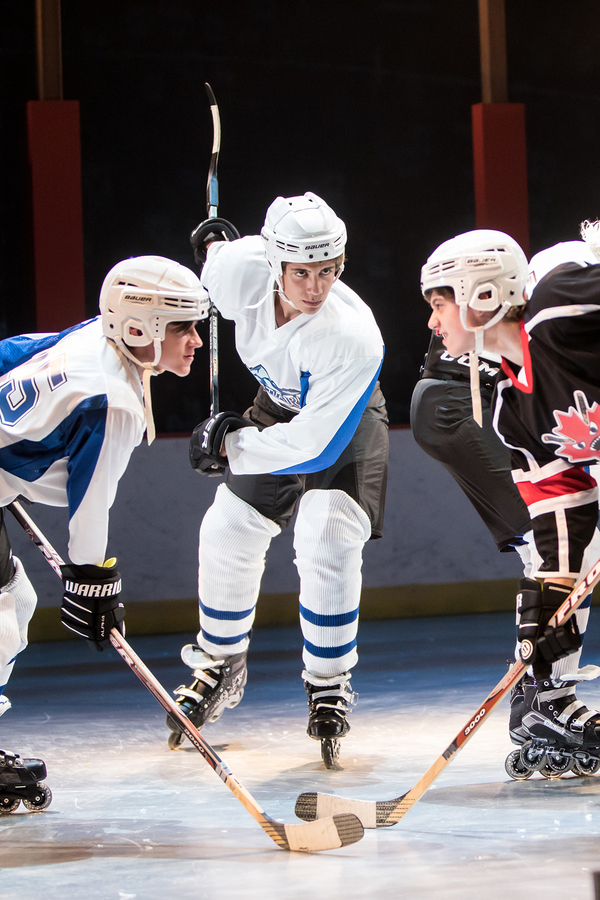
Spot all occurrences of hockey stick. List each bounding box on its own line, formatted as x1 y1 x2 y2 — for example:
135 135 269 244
7 500 364 852
295 561 600 828
205 82 220 417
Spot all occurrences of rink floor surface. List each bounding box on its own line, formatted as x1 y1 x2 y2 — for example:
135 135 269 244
3 612 600 900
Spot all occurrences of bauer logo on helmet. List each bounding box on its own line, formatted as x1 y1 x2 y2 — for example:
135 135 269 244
465 257 498 267
123 293 153 304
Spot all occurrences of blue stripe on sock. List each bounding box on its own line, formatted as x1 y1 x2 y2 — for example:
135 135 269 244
199 599 255 621
299 603 359 628
303 637 357 659
201 629 250 647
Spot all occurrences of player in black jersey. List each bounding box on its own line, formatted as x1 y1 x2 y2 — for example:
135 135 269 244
411 331 532 555
421 226 600 777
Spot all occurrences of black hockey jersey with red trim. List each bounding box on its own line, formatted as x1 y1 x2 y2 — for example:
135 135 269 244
420 333 500 389
495 262 600 471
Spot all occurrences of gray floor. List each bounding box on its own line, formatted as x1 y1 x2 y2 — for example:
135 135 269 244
3 613 600 900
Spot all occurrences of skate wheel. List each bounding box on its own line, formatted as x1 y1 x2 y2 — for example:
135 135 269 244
0 796 20 813
168 730 185 751
321 739 340 769
543 755 574 777
520 740 547 771
22 783 52 812
505 748 533 781
572 757 600 776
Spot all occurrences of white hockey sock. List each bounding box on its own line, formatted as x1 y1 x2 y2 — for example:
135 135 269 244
294 489 371 678
197 484 280 657
0 558 37 692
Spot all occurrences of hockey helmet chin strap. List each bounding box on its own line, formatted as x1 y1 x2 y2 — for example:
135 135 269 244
460 298 512 428
114 338 161 445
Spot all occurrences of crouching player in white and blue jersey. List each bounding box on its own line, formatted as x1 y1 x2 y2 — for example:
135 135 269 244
0 256 208 812
166 193 388 768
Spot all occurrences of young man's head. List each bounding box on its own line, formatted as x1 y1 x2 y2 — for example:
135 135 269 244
100 256 209 374
261 192 346 316
421 230 528 356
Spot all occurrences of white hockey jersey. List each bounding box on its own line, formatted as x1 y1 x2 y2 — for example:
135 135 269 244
0 317 146 565
201 236 384 476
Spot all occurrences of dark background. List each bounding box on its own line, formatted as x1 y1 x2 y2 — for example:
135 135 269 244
2 1 600 431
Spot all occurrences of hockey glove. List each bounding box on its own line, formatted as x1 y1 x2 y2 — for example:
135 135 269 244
61 559 125 652
517 578 580 677
189 218 241 267
189 411 257 475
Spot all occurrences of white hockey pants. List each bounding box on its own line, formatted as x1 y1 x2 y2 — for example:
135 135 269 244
0 558 38 706
294 489 371 679
197 484 281 657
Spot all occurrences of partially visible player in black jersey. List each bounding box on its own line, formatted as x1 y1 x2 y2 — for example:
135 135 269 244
421 226 600 776
411 329 532 554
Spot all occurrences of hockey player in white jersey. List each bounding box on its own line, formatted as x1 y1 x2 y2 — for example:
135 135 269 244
0 255 208 812
167 192 388 767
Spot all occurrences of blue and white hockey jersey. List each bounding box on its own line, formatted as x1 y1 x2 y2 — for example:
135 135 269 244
0 317 146 565
201 236 384 476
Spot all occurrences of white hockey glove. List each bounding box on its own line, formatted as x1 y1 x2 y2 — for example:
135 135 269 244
61 559 124 652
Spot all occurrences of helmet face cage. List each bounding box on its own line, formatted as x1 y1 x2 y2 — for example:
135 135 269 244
261 191 346 279
100 256 210 349
420 230 528 335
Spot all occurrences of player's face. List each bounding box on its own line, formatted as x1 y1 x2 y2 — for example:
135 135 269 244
279 259 339 317
158 322 203 376
427 290 473 357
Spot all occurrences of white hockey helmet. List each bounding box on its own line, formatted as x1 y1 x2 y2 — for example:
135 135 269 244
526 238 600 299
422 230 528 429
100 255 210 364
261 192 346 279
421 230 528 341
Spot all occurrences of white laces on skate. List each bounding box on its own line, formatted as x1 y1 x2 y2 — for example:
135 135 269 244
181 643 226 672
537 678 600 731
553 665 600 684
302 671 358 708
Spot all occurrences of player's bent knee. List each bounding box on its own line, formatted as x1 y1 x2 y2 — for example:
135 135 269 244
295 489 371 549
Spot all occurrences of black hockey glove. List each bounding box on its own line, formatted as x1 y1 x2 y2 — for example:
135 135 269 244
189 411 257 475
517 578 580 677
60 560 125 652
189 218 241 267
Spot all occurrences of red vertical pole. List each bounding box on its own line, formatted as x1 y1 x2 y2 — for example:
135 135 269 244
471 102 530 256
27 100 86 332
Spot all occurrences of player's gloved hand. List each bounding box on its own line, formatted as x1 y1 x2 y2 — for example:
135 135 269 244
189 411 257 475
60 559 124 652
517 579 580 676
189 218 241 266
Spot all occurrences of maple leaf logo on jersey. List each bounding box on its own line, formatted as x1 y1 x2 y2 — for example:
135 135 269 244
542 390 600 463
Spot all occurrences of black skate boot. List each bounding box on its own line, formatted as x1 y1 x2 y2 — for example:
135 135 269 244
167 646 248 750
508 669 536 746
509 678 600 779
304 673 357 770
0 750 52 814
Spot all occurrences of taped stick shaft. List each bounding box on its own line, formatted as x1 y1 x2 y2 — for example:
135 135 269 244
204 82 221 416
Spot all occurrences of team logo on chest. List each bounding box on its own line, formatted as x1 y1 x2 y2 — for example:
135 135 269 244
542 390 600 463
248 364 301 408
